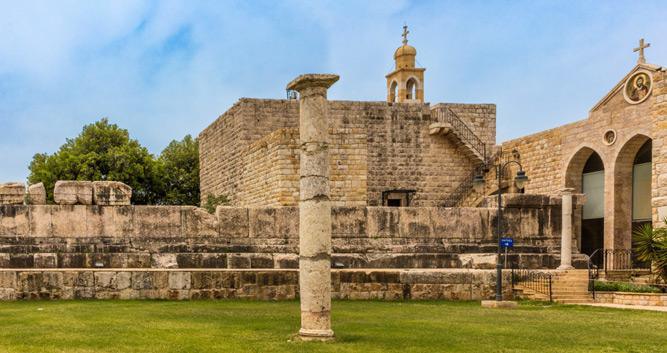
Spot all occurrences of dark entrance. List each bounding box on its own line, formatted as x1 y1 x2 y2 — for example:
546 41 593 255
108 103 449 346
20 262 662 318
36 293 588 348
581 152 604 256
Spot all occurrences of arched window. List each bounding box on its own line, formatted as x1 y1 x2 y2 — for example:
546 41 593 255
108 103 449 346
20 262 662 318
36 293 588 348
581 151 604 255
389 81 398 102
406 78 418 100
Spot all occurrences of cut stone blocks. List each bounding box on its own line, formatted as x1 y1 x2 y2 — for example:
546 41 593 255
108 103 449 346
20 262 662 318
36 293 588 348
54 181 93 205
27 183 47 205
0 183 25 205
92 181 132 206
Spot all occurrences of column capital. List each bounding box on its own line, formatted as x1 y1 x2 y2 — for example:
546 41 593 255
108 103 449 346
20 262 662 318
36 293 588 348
287 74 339 93
560 188 575 195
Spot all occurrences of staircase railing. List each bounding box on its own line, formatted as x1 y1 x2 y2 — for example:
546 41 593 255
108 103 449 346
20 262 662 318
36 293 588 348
432 107 486 161
442 148 502 207
587 249 604 299
511 266 553 302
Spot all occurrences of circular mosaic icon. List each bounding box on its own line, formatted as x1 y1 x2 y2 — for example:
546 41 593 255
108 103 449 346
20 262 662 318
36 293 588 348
623 71 652 104
603 130 617 146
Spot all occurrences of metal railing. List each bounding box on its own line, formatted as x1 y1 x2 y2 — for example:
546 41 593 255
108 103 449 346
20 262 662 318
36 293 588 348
586 248 651 299
432 107 487 161
442 148 502 207
511 267 553 302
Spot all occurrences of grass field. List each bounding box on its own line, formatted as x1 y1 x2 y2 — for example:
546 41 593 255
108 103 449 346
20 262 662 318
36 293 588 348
0 300 665 353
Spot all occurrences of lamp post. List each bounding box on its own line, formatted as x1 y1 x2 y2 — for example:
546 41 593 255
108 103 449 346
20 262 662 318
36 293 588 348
473 160 528 301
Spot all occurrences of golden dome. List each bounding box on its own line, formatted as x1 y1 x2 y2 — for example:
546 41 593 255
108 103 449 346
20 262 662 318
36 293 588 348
394 44 417 59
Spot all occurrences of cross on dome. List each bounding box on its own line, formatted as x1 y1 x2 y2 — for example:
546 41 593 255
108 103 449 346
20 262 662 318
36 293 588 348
402 25 409 45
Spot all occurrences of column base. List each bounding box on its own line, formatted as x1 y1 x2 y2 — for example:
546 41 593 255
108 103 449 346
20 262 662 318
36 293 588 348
298 328 335 342
481 300 518 309
557 265 574 270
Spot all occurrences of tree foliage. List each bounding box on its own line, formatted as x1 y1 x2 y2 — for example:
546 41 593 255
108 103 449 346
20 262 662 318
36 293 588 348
633 222 667 282
28 118 203 205
158 135 200 206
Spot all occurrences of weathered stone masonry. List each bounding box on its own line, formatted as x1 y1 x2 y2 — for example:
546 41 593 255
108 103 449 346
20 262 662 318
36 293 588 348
0 269 512 301
0 195 580 272
199 99 496 207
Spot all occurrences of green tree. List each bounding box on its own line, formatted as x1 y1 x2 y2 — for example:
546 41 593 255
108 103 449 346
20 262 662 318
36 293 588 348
28 118 163 204
157 135 200 205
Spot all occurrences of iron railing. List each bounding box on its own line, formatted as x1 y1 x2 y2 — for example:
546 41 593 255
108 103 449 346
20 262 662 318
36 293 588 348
432 107 487 161
586 248 651 299
511 267 553 302
442 148 502 207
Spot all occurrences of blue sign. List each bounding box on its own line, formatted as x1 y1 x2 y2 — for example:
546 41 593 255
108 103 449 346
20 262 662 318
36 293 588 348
500 237 513 248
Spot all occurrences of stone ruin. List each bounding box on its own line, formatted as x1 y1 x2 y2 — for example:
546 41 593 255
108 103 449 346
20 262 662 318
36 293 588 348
0 178 581 301
0 180 132 206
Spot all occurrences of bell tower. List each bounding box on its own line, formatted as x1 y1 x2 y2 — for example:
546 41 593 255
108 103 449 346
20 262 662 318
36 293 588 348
386 25 425 103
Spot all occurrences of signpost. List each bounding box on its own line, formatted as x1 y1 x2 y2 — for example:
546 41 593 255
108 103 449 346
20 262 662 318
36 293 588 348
500 237 513 269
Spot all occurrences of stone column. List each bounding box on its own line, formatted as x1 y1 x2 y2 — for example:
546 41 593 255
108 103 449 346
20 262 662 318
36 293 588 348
287 74 339 341
558 188 575 270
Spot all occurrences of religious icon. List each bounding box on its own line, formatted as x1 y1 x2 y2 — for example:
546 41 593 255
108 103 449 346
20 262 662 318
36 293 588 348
624 72 651 104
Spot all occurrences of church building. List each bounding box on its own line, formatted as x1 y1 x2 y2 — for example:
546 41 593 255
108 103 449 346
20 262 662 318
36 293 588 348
199 29 667 261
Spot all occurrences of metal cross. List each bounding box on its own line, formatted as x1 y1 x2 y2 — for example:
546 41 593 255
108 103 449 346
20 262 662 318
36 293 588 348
402 25 409 45
633 38 650 64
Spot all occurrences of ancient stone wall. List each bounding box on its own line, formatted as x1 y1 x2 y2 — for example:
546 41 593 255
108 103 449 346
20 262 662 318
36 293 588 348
594 291 667 307
438 103 497 148
0 201 576 270
199 99 496 207
0 269 512 301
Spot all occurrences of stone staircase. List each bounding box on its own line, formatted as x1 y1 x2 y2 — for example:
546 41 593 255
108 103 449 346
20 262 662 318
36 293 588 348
514 269 593 304
429 107 486 164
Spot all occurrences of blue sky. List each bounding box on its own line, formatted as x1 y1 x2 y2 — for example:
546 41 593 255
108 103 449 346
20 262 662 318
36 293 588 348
1 0 666 181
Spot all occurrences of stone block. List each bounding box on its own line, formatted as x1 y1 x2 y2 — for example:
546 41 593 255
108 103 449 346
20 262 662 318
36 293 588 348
182 207 218 237
274 207 298 238
217 207 249 237
92 181 132 206
133 206 182 237
54 181 93 205
332 207 367 237
399 208 432 238
0 205 30 236
34 253 58 268
51 205 87 237
249 208 276 238
366 207 399 237
26 183 46 205
151 253 179 268
0 182 25 205
168 271 191 290
28 205 52 236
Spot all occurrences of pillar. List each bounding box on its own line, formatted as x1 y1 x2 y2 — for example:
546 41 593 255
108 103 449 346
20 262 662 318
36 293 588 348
286 73 339 341
558 188 574 270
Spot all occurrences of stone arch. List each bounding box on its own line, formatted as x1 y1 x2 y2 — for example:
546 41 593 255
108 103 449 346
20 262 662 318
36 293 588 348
564 145 603 193
405 77 419 100
565 146 606 256
389 80 398 102
612 133 652 250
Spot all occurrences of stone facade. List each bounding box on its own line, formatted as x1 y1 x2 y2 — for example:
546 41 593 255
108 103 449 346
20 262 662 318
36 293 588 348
0 269 512 301
199 100 495 208
493 63 667 253
0 201 579 270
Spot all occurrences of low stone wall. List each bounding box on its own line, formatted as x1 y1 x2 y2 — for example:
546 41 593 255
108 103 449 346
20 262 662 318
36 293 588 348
0 269 512 301
595 291 667 307
0 199 577 270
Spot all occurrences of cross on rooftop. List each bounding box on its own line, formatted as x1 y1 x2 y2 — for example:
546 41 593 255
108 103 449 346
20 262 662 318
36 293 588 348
633 38 650 64
402 25 409 45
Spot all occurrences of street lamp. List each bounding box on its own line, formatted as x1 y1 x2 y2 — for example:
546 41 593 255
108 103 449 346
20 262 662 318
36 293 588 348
473 160 529 301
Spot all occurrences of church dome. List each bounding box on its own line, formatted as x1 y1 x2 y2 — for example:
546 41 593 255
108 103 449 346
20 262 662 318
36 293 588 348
394 44 417 59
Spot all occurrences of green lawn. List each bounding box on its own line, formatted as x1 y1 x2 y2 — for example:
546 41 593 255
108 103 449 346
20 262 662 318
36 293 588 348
0 300 664 353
